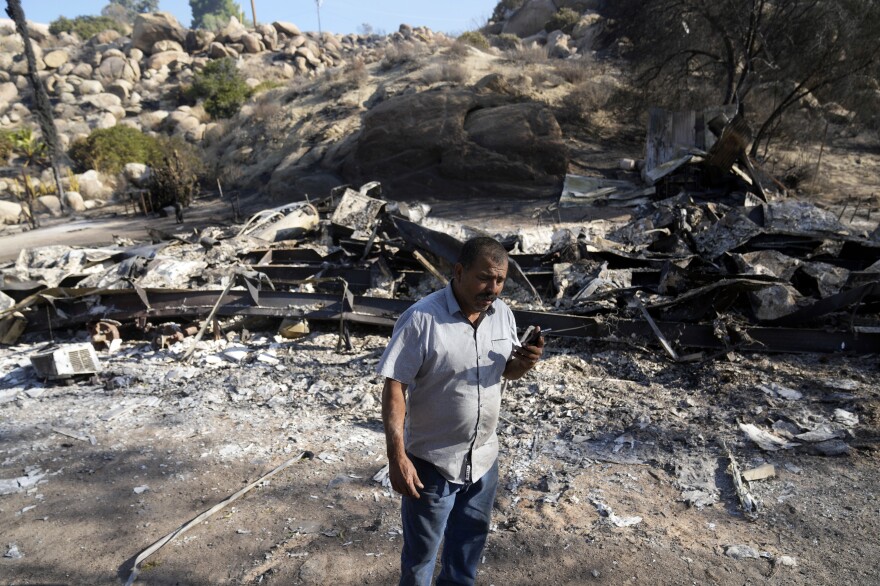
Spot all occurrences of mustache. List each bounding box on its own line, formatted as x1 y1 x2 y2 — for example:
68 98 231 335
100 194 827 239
478 295 496 302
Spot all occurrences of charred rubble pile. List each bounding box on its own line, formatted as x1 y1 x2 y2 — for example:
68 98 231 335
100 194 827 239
0 111 879 359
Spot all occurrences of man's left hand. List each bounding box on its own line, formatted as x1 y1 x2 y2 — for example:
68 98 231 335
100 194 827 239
504 331 544 380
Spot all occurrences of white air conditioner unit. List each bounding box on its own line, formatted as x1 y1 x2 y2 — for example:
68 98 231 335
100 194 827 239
30 344 102 380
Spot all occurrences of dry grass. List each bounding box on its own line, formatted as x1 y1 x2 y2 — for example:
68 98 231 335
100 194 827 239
553 57 595 84
420 62 469 86
556 80 616 125
321 59 369 99
379 42 428 72
503 44 549 66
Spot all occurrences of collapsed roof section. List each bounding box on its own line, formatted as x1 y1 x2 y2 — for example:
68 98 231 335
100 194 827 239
1 114 878 358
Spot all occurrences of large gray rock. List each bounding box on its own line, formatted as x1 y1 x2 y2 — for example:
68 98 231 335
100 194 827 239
147 51 192 70
77 170 109 199
36 195 62 215
240 33 263 53
77 79 105 95
217 16 247 43
43 49 70 69
503 0 558 37
151 40 185 53
273 21 302 37
0 82 17 103
340 88 567 199
0 200 23 225
186 29 215 53
63 191 86 212
132 12 186 54
95 56 141 82
83 92 123 111
123 163 151 187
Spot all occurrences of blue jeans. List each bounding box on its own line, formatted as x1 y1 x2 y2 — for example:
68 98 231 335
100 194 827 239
399 455 499 586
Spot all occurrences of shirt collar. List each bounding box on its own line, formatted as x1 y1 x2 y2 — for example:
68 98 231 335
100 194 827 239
444 279 495 318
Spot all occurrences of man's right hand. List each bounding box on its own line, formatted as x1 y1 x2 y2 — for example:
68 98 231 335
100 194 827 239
389 453 424 498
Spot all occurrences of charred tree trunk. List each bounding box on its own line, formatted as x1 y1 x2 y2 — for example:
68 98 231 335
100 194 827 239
5 0 67 213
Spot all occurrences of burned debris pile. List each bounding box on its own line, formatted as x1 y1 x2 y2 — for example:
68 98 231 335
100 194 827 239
1 112 879 358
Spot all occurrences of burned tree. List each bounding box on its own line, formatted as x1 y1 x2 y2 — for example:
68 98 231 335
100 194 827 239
608 0 880 156
5 0 68 211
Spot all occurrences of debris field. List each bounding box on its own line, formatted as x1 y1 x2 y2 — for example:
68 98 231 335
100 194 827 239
1 113 879 584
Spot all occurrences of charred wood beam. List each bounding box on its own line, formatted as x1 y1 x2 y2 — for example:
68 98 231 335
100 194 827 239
16 289 880 354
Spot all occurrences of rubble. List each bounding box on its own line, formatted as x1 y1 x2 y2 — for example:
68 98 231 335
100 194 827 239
0 108 878 584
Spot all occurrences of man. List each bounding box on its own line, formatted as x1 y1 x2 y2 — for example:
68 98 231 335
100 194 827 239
378 236 544 585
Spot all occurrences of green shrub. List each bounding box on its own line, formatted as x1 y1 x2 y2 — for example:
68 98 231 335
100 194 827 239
48 15 127 39
68 126 164 175
148 136 205 209
492 33 522 51
457 31 490 51
491 0 525 23
545 8 581 34
252 80 285 95
185 58 253 120
0 130 16 163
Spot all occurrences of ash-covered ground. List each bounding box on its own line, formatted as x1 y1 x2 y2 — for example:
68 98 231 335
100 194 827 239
1 324 878 585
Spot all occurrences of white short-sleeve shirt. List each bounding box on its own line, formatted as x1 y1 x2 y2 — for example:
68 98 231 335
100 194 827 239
377 282 518 483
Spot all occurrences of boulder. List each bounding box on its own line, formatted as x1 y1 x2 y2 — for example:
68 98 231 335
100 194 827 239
132 12 186 54
186 29 215 53
0 82 17 103
240 33 263 54
152 40 185 53
77 79 105 95
547 31 573 58
43 49 70 69
63 191 86 212
71 62 93 78
82 92 123 111
257 24 278 49
93 29 122 45
95 56 140 82
503 0 559 37
139 110 169 130
77 170 108 199
0 200 24 225
107 79 133 100
208 42 232 59
341 89 567 199
217 16 247 43
36 195 62 215
123 163 151 187
147 50 192 70
273 21 302 37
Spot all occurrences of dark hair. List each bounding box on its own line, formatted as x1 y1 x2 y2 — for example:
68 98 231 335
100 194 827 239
457 236 508 269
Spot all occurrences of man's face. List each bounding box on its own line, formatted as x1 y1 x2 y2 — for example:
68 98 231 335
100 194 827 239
452 254 508 318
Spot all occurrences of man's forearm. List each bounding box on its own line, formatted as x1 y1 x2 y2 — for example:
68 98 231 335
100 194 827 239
382 378 408 459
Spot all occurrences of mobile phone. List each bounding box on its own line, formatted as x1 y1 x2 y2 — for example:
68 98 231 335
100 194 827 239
521 326 550 345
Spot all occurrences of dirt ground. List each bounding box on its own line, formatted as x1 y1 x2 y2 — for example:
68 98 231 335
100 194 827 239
1 328 878 585
2 141 880 585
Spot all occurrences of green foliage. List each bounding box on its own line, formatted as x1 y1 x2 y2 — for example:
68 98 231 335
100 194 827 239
48 15 127 39
148 136 204 209
189 0 241 29
457 31 490 51
68 126 164 175
491 0 525 23
492 33 522 51
185 58 253 119
545 8 581 34
0 130 14 163
11 128 48 167
252 80 285 94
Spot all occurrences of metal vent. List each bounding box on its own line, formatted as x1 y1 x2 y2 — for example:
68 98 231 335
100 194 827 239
30 344 102 380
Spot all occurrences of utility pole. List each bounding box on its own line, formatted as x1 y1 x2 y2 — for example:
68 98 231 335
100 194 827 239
250 0 257 27
315 0 323 35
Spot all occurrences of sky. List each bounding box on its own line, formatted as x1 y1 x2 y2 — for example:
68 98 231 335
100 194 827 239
19 0 500 36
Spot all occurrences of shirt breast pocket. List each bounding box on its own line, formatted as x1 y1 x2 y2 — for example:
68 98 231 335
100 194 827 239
488 337 512 377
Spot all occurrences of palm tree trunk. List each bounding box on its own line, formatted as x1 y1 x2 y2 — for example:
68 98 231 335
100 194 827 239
5 0 67 213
